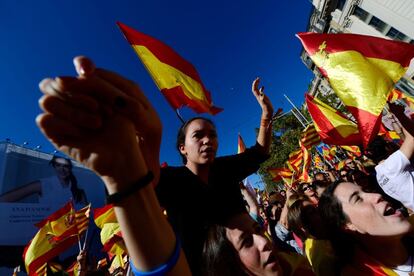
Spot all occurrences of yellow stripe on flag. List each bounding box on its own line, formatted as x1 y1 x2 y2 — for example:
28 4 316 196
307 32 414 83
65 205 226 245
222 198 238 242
132 45 208 103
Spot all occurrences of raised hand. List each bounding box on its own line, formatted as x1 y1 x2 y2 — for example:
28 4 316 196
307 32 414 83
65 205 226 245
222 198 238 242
251 77 274 118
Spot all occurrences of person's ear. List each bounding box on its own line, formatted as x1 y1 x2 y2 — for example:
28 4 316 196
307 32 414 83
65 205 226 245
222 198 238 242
179 144 187 156
344 222 364 234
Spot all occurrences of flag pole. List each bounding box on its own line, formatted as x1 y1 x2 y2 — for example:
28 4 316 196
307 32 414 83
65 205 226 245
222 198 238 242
82 228 89 250
284 94 310 124
175 109 185 124
77 235 82 252
290 110 306 128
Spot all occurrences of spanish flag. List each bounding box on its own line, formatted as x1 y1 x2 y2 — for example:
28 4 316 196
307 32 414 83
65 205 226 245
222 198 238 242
117 22 222 115
341 145 362 158
388 88 414 110
298 32 414 147
23 206 78 275
101 222 126 257
237 133 246 154
94 204 116 229
306 94 362 145
35 202 78 242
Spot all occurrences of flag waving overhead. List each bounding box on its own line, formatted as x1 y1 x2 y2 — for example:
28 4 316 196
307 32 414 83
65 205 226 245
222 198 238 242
24 204 79 275
306 94 362 146
268 167 293 182
300 124 320 149
298 32 414 147
388 89 414 110
117 22 222 115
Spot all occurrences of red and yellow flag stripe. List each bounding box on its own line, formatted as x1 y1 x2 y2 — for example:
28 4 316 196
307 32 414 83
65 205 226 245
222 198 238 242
306 94 362 146
117 22 222 115
298 32 414 147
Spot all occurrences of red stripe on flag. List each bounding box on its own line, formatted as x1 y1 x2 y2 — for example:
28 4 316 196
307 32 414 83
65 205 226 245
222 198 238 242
297 32 414 66
25 236 78 275
35 202 74 228
117 22 203 85
161 86 222 114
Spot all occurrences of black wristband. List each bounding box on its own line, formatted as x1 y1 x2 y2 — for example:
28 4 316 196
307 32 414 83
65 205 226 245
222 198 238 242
106 171 154 204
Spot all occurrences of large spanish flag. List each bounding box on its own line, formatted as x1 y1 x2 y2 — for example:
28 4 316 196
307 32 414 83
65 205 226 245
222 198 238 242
23 209 78 275
117 22 222 115
306 94 362 145
298 32 414 147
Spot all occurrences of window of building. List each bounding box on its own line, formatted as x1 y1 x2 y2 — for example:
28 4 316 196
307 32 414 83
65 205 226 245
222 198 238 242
337 0 346 11
353 6 369 22
368 16 387 33
386 27 408 41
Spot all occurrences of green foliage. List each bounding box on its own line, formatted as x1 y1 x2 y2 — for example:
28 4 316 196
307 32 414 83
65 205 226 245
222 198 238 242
258 111 304 191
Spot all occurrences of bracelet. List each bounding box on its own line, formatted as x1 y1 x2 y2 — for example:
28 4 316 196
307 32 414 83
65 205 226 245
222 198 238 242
130 238 181 276
106 171 154 204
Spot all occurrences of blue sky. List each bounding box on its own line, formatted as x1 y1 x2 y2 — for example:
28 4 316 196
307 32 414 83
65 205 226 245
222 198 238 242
0 1 313 180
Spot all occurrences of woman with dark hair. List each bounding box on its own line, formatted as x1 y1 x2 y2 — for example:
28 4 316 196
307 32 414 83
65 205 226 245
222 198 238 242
0 155 87 207
37 56 274 275
287 196 336 276
154 80 274 273
203 212 314 276
319 180 414 275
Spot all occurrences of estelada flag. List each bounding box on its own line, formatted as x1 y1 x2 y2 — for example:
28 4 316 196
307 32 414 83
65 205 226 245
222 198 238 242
306 94 362 145
298 32 414 147
117 22 222 115
237 133 247 154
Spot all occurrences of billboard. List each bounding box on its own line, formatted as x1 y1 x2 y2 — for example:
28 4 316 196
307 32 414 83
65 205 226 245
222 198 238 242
0 142 106 246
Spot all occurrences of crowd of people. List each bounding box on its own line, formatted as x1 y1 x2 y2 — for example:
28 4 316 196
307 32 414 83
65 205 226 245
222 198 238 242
31 55 414 275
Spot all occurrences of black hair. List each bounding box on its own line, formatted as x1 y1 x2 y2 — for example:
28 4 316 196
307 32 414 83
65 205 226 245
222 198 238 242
312 179 329 189
50 156 87 204
176 117 216 164
202 224 249 276
365 136 399 164
318 181 354 266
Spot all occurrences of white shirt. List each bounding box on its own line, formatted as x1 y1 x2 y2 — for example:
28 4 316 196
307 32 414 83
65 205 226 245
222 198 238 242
39 176 73 208
375 150 414 211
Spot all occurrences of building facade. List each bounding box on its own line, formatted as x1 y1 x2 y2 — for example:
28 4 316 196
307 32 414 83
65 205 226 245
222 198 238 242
303 0 414 97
